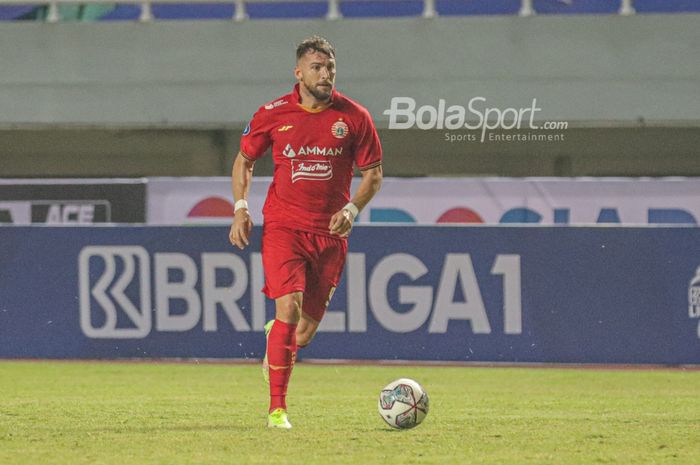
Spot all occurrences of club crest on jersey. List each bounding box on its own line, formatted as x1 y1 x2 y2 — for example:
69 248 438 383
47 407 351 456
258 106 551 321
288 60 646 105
331 119 349 139
242 123 251 136
291 160 333 183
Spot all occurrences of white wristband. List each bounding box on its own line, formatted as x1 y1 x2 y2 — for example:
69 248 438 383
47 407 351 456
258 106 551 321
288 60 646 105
343 202 359 220
234 199 249 212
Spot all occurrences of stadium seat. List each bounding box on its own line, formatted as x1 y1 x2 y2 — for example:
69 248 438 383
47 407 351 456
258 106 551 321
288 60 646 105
0 5 38 19
246 1 327 19
150 3 235 19
5 0 700 21
97 1 328 20
9 4 115 20
98 5 140 20
532 0 618 15
339 0 422 18
437 0 519 16
100 4 225 20
635 0 700 13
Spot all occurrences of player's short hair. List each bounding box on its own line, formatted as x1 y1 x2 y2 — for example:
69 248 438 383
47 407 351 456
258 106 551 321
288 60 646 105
296 36 336 61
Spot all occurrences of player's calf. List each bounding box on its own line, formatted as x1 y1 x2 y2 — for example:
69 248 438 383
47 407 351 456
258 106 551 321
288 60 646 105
296 312 321 348
267 319 298 413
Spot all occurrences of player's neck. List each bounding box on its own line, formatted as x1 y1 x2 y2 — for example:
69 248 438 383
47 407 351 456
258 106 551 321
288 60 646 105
298 86 332 111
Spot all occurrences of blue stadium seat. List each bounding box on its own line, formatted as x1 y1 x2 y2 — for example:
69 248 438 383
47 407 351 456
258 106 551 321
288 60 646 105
635 0 700 13
247 1 326 19
533 0 618 15
8 0 700 21
437 0 519 16
152 3 235 19
98 1 327 20
100 4 238 20
0 5 36 19
340 0 422 17
98 4 141 20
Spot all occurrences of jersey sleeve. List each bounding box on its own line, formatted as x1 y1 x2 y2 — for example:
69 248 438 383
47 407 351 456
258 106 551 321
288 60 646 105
352 109 382 171
239 108 272 160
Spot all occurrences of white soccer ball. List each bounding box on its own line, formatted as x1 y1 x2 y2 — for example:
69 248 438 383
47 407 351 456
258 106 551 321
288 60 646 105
377 378 429 429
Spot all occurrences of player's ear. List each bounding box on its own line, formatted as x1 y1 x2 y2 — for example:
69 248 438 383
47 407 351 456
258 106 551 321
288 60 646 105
294 65 303 81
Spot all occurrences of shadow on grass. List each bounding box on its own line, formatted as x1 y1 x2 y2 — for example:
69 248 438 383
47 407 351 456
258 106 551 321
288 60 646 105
374 427 414 433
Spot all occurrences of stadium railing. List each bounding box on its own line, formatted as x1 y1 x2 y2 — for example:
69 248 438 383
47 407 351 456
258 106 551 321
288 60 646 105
0 0 643 22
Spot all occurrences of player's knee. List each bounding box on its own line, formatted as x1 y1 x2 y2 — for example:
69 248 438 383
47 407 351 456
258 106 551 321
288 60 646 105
275 295 303 323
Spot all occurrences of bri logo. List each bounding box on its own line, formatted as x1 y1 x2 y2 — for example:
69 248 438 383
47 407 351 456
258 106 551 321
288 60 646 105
78 246 260 339
689 267 700 338
79 246 152 338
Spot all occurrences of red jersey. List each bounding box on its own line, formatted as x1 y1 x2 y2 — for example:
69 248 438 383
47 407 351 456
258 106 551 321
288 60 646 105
240 83 382 236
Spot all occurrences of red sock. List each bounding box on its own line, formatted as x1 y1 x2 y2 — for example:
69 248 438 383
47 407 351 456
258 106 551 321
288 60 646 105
268 319 297 413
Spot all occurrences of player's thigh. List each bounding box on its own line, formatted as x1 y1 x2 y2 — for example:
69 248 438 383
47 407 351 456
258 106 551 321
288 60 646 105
301 234 347 323
261 226 310 299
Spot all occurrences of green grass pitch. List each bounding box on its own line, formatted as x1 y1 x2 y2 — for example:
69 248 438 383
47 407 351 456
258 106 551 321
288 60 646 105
0 361 698 465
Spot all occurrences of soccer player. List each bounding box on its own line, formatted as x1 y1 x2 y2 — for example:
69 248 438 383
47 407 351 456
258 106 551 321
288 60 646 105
228 36 383 429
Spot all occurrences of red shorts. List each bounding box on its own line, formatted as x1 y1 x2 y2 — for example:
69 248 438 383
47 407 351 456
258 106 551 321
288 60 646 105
261 224 348 322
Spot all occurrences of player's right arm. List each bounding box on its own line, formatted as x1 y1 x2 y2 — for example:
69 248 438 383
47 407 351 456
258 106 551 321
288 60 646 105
229 151 255 250
229 105 273 249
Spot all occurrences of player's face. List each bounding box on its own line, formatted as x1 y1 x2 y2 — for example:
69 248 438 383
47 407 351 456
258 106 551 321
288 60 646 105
295 51 336 103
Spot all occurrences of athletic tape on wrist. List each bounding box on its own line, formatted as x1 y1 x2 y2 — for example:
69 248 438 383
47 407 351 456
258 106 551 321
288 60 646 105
343 202 359 220
234 199 249 212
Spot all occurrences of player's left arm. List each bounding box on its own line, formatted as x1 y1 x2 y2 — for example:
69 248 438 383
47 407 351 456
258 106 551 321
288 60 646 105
328 165 383 237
